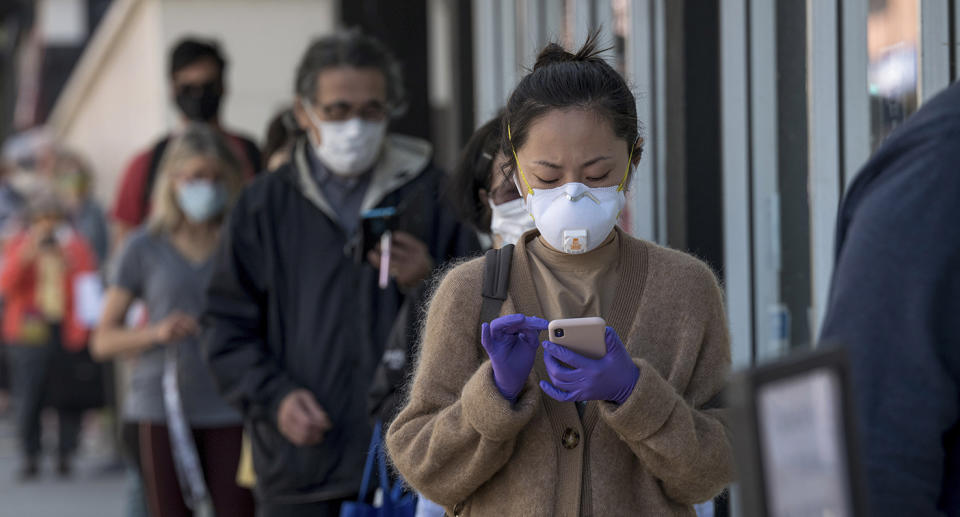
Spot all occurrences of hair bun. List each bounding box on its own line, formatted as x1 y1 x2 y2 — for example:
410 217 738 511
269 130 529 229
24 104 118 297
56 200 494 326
532 32 609 71
533 43 575 70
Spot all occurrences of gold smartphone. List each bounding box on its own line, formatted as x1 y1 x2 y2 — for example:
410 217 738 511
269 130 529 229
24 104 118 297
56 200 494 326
548 317 607 359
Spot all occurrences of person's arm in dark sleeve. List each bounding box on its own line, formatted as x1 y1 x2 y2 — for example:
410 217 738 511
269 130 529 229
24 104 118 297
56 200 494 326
203 191 298 424
820 139 960 516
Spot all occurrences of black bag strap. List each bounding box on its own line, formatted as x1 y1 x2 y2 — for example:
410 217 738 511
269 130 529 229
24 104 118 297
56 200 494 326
480 244 514 324
142 136 172 212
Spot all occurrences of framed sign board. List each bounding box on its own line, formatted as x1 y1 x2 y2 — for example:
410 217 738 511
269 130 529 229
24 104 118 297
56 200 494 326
725 346 866 517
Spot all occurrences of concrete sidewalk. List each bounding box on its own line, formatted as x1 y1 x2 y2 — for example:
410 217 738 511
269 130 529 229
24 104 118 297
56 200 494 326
0 411 125 517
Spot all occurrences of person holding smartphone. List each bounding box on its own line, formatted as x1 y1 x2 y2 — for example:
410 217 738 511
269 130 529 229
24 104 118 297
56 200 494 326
0 192 96 480
202 29 480 517
387 34 733 516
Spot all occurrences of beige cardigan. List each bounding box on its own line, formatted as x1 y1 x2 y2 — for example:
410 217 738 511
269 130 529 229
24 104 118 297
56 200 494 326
386 229 733 516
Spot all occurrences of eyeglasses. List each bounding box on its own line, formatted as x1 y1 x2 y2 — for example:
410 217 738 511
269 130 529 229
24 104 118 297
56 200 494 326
313 100 390 122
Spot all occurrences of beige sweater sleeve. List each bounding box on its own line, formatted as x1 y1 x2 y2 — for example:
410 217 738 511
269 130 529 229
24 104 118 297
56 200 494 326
598 261 734 504
386 259 541 507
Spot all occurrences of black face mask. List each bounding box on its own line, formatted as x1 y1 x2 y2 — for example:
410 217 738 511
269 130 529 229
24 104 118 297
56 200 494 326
175 81 222 122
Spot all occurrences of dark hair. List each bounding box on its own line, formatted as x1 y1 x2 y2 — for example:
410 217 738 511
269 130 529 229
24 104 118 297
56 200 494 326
295 28 406 115
262 107 302 166
170 38 226 80
448 113 504 232
502 32 641 177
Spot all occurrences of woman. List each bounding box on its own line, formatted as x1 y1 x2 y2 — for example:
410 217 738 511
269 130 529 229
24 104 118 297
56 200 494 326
92 124 254 517
262 107 303 172
0 192 96 480
387 36 733 516
446 112 536 249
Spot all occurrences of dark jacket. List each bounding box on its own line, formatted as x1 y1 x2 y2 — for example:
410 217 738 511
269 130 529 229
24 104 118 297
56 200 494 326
820 81 960 516
367 283 428 425
203 135 480 504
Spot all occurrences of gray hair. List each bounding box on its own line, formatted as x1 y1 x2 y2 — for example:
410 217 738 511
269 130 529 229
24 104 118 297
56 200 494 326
295 28 407 116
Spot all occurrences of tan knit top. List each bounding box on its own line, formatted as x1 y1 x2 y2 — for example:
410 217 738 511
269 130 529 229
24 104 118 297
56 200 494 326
526 231 620 320
386 228 733 516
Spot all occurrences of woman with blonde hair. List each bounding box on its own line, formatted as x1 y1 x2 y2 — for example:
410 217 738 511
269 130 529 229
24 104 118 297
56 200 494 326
92 124 254 517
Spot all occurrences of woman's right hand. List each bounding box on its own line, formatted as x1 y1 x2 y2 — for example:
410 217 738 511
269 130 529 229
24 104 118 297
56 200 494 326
481 313 549 402
152 312 200 344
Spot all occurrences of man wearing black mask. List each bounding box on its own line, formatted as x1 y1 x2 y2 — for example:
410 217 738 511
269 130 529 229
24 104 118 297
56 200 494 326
110 38 261 246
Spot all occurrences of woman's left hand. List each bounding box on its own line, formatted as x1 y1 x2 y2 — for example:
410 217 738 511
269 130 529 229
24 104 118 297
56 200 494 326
540 327 640 405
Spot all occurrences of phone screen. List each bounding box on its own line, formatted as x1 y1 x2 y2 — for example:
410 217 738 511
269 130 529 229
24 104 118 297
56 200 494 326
360 206 398 256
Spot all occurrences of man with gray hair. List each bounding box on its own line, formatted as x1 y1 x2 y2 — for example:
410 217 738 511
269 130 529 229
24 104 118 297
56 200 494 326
203 30 479 516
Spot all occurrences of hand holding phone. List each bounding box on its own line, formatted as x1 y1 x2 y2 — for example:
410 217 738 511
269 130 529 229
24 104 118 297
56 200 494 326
367 231 433 289
540 324 640 405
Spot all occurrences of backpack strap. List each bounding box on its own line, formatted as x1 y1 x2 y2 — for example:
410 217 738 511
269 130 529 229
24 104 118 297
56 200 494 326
142 136 171 213
480 244 514 324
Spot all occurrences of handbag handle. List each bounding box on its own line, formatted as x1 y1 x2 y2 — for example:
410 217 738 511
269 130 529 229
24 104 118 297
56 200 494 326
358 422 383 499
359 421 401 511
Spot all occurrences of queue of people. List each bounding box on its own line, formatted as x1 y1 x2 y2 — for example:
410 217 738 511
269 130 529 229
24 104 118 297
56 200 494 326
0 27 733 517
2 20 952 517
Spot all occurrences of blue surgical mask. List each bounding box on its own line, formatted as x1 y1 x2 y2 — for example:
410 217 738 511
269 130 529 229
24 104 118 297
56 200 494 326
176 180 226 223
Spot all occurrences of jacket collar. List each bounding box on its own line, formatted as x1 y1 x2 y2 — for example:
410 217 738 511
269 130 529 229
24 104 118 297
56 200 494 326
291 135 433 221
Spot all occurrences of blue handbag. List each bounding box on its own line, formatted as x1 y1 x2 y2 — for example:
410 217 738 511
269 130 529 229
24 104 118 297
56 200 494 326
340 422 417 517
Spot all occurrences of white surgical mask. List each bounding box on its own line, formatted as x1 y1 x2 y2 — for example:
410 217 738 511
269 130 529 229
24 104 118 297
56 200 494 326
489 198 536 246
301 100 387 177
176 180 227 223
508 124 637 254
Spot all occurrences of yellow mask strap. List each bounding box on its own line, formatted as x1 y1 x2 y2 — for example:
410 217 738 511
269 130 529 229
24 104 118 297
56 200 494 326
617 140 637 192
507 124 534 195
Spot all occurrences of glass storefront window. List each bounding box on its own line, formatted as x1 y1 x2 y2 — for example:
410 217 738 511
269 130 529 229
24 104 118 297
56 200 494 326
867 0 919 151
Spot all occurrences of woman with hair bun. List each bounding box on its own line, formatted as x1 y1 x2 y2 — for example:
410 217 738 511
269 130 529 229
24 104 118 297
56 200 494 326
387 34 733 516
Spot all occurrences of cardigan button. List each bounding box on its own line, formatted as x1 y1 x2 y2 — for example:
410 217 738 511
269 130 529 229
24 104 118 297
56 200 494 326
561 428 580 449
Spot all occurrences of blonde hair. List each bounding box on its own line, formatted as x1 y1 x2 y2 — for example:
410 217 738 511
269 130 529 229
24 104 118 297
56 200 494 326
148 123 244 234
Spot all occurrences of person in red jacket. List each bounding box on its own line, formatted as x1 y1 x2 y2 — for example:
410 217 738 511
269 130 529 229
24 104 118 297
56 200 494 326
0 192 96 480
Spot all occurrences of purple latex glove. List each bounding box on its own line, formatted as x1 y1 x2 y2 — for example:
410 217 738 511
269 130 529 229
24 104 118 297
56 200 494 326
539 326 640 405
481 313 549 402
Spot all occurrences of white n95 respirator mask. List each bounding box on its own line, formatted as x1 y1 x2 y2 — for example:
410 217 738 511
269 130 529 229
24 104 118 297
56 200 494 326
301 100 387 177
507 124 636 254
520 181 625 254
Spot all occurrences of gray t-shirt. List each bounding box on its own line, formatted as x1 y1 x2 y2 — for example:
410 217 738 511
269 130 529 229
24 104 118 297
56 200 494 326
111 229 241 427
